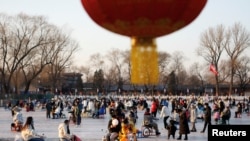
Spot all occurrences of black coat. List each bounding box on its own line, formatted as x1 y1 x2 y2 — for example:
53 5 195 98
203 106 212 122
107 118 121 133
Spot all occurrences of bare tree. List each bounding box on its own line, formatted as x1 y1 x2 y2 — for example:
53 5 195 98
0 13 56 94
104 66 118 92
121 50 130 84
169 51 187 87
169 51 185 73
234 56 250 95
216 60 231 84
48 29 79 93
225 23 250 95
158 51 171 85
89 53 104 71
19 24 65 94
189 62 205 89
0 13 79 94
106 48 124 87
197 24 229 96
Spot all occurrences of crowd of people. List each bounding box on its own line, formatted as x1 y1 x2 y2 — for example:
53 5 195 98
8 93 250 141
101 94 250 141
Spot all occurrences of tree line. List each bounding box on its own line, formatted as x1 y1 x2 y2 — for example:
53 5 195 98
1 13 250 96
85 23 250 96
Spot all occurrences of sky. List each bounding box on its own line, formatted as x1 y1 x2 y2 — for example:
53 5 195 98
0 0 250 68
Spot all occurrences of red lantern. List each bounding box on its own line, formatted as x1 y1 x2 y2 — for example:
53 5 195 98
81 0 207 84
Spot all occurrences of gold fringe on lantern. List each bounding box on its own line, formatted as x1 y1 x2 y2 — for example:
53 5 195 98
130 37 159 85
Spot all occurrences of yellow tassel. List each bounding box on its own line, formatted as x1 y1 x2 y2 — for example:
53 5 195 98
131 37 159 84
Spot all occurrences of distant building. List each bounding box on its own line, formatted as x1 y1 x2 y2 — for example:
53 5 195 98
61 72 83 94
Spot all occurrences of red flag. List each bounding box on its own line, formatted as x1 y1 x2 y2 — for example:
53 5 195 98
210 64 218 75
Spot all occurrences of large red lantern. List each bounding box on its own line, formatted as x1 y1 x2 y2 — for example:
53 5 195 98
81 0 207 85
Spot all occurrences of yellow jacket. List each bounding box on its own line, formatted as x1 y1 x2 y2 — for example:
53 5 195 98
119 122 137 141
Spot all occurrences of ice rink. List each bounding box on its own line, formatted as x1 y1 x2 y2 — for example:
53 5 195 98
0 104 249 141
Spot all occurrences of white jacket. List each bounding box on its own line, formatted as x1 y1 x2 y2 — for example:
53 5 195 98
13 112 23 124
189 107 197 122
82 100 88 107
21 125 41 141
160 105 170 118
87 101 95 111
58 123 71 140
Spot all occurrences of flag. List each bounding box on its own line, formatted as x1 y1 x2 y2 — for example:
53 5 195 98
210 64 218 75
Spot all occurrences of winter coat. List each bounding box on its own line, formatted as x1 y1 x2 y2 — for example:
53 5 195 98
150 101 157 113
21 125 43 141
203 106 212 122
58 123 71 140
13 112 23 124
160 105 170 118
178 110 190 135
189 107 197 123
